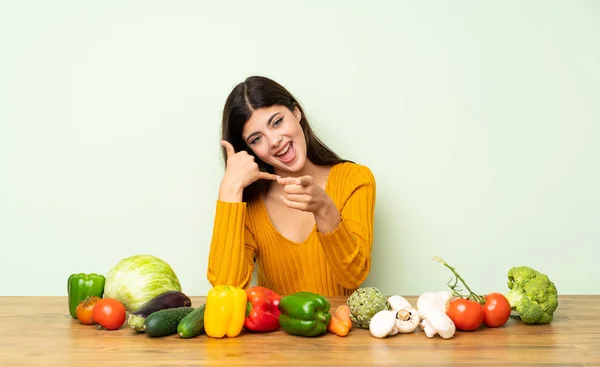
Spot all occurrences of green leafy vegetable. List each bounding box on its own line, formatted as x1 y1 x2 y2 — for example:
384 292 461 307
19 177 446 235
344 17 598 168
104 254 182 312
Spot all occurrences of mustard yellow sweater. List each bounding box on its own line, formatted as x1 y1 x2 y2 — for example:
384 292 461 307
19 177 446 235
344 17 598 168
206 162 376 296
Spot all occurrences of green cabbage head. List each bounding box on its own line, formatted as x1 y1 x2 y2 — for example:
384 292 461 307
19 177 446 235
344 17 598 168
104 254 182 312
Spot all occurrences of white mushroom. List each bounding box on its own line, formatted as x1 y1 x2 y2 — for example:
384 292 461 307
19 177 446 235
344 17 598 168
437 290 453 305
417 292 445 313
388 295 412 311
418 296 456 339
395 306 420 333
387 295 420 334
369 310 398 338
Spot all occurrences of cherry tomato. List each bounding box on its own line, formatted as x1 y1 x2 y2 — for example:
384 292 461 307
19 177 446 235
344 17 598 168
92 298 126 330
76 296 101 325
447 298 484 331
483 292 511 328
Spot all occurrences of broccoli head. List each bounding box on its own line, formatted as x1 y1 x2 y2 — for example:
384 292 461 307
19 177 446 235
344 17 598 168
505 266 558 324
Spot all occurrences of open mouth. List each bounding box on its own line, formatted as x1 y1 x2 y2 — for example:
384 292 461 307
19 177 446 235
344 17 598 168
275 142 295 164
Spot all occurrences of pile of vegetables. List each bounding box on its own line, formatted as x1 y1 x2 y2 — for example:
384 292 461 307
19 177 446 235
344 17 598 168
344 257 558 340
432 257 558 330
430 256 512 333
69 272 126 330
68 254 559 341
69 254 202 336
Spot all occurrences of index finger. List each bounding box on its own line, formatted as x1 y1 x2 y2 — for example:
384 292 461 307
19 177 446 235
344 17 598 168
220 140 236 158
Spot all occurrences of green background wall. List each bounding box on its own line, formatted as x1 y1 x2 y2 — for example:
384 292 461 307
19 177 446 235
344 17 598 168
1 1 598 296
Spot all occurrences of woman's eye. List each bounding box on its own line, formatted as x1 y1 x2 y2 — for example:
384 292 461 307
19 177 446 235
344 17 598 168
250 136 261 145
273 117 283 127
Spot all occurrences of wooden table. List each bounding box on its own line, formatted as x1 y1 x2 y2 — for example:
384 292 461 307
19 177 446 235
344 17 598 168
1 295 598 366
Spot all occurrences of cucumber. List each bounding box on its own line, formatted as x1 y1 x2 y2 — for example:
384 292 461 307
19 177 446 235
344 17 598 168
143 307 194 337
128 291 192 332
177 304 206 339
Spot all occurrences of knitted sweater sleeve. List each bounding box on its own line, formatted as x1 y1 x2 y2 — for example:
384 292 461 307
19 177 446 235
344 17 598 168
206 200 257 289
317 164 376 289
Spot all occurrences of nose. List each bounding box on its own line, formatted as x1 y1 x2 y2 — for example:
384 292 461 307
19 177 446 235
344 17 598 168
270 134 283 148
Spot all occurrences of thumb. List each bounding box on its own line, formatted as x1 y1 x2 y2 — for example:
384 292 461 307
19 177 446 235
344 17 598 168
298 176 314 186
220 140 236 159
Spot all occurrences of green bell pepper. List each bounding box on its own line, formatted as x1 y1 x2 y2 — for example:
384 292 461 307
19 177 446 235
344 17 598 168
278 292 331 337
67 273 106 318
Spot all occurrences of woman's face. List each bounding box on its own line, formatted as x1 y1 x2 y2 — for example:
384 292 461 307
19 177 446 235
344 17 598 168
242 105 307 174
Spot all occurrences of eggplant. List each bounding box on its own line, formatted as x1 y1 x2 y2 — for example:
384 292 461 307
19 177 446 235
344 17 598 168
127 290 192 332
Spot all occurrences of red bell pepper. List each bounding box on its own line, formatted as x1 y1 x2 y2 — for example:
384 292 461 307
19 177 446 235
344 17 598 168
244 286 281 332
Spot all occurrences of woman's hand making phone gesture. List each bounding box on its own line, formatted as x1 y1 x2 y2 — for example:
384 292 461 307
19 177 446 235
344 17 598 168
218 140 280 202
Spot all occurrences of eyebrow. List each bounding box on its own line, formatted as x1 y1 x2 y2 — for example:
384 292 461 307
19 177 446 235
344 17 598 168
244 113 280 142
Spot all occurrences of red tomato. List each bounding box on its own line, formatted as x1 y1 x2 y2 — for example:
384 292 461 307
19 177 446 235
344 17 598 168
483 293 511 328
92 298 126 330
447 298 484 331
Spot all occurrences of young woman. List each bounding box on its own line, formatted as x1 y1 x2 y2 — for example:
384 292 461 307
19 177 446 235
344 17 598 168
207 76 376 296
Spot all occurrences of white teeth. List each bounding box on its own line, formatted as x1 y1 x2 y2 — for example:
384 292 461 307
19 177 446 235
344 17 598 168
276 143 290 156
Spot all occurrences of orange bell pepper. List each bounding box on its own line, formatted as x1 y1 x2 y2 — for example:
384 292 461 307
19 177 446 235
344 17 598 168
204 285 247 338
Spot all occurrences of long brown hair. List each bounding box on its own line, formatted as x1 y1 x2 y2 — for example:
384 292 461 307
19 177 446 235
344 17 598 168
221 76 350 203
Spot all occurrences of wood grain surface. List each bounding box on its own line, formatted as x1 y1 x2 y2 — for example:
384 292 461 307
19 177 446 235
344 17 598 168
0 295 598 366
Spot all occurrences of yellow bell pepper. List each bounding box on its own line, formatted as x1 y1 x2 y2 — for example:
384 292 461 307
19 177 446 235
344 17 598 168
204 285 247 338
